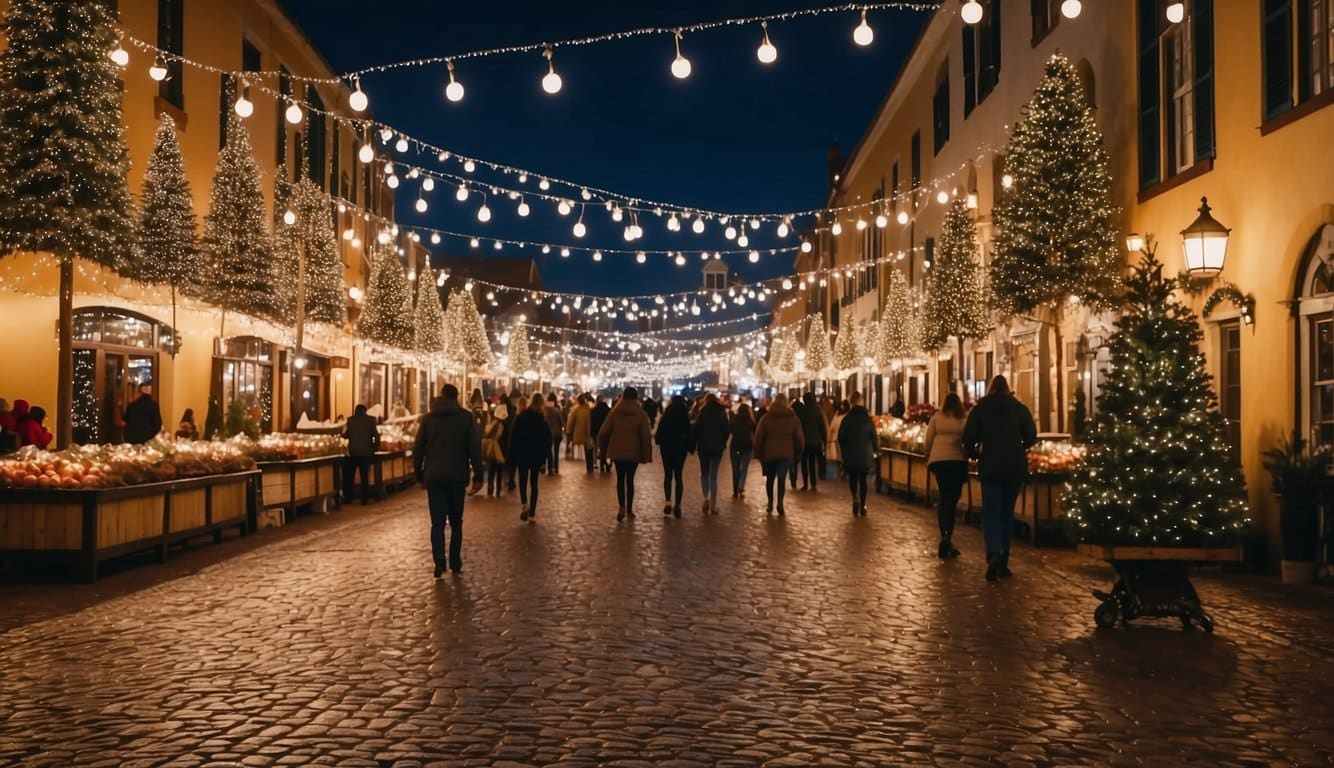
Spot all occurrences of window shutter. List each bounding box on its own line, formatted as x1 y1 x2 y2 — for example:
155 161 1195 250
989 0 1003 84
962 26 977 116
1263 0 1294 118
1192 0 1216 160
1137 0 1161 187
1297 0 1313 102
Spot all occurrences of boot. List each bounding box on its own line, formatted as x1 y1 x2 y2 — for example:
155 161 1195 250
617 505 626 522
998 554 1011 578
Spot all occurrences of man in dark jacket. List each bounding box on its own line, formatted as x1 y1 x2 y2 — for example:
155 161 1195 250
963 375 1038 582
589 395 611 472
122 382 163 444
414 384 485 578
797 392 828 492
836 392 877 517
342 404 380 505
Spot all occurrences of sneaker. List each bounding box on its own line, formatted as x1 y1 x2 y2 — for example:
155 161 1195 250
664 502 673 516
617 506 626 522
777 506 785 516
433 562 446 579
853 501 861 517
519 507 530 522
673 506 682 519
859 504 868 517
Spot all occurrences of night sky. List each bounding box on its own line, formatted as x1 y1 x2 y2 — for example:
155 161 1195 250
279 1 928 321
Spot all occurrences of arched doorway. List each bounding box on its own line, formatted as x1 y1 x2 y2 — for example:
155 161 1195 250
71 307 177 444
1295 224 1334 445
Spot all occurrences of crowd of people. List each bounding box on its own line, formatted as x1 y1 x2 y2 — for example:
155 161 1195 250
412 376 1037 583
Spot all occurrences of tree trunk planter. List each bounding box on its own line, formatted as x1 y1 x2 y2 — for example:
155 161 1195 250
0 470 258 582
1078 544 1243 632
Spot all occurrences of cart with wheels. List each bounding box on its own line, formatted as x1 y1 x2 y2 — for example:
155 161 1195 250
1078 545 1243 632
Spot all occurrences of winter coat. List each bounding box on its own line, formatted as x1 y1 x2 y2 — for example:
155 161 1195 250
343 412 380 456
827 413 844 462
543 405 565 442
413 398 484 486
0 410 15 434
12 400 52 450
797 400 828 450
962 392 1037 481
654 403 693 462
837 406 878 471
566 402 592 446
597 399 653 463
924 412 967 466
730 412 756 452
123 393 163 444
510 409 553 469
691 401 731 456
589 402 611 445
754 402 804 465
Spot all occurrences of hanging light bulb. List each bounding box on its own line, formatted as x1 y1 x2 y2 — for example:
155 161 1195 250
149 57 168 81
348 78 369 112
800 241 813 253
517 199 531 217
284 101 303 125
1061 0 1082 18
636 252 647 264
937 190 950 204
671 31 692 79
853 9 874 46
431 232 441 245
422 177 435 192
561 248 571 258
738 233 750 247
541 46 563 94
573 218 587 238
109 42 129 67
897 210 910 225
961 0 985 24
343 228 355 241
379 126 394 143
456 185 470 202
831 221 843 236
463 159 476 173
233 83 254 118
856 218 868 231
415 198 428 213
1165 2 1185 23
395 135 409 153
750 218 761 230
777 221 789 238
724 225 737 240
557 200 572 216
444 60 465 102
692 218 706 234
592 250 603 262
539 178 551 191
757 21 778 64
748 251 760 263
470 237 480 248
358 142 374 163
667 214 681 232
675 253 686 266
611 206 624 222
580 188 592 201
386 174 399 189
875 213 889 228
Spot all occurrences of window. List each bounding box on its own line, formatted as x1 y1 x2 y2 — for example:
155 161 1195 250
1313 316 1334 446
1265 0 1334 122
1309 0 1334 96
1031 0 1059 43
330 125 342 198
306 86 327 190
1136 0 1214 188
704 269 726 291
157 0 184 109
890 161 900 210
277 67 292 171
910 130 921 190
932 66 951 154
962 0 1002 116
1219 321 1242 465
218 73 234 149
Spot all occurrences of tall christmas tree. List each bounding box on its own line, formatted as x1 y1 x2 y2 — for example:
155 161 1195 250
777 329 798 380
991 53 1122 431
861 320 882 370
413 278 447 358
767 333 788 383
879 268 918 367
805 313 833 376
449 288 493 370
507 322 533 378
274 176 346 327
923 198 991 392
358 251 414 349
832 320 861 374
129 116 200 288
201 113 277 320
1064 248 1249 547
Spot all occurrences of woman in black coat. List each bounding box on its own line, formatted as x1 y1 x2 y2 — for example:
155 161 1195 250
691 393 732 514
509 397 552 523
654 395 692 518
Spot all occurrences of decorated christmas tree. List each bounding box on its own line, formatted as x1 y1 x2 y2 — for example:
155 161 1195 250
1064 248 1249 547
832 319 862 374
274 176 346 327
805 313 834 376
128 116 200 288
923 199 991 387
767 333 787 383
413 278 447 357
0 0 134 271
878 268 918 367
860 320 881 370
507 322 533 378
777 329 798 379
201 113 278 320
358 251 414 349
991 53 1122 431
449 288 493 370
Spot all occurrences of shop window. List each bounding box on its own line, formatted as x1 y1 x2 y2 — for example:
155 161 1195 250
1137 0 1215 188
214 337 275 433
71 308 172 445
1219 321 1242 465
962 0 1002 117
359 362 387 414
157 0 183 109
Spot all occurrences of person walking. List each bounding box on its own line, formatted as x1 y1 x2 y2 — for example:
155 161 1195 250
797 392 827 492
511 396 552 522
654 395 692 518
691 393 731 514
836 392 877 518
122 382 163 444
342 404 380 505
643 395 660 429
729 402 756 499
925 393 968 559
543 393 564 476
560 396 574 459
597 387 653 522
827 400 849 478
566 394 594 474
589 395 612 473
753 394 804 516
963 376 1037 582
414 384 485 578
482 405 508 497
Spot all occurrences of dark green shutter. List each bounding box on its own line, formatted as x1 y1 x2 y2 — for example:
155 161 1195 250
962 26 977 116
1263 0 1294 119
1137 0 1161 187
1192 0 1216 160
1297 0 1313 102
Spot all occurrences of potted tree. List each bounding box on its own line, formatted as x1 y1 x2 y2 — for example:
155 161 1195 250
1262 436 1330 584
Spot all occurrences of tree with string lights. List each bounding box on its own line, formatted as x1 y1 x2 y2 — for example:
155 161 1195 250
991 53 1122 432
878 268 918 367
449 288 493 371
413 278 447 358
923 198 991 396
129 116 200 290
832 318 861 375
358 250 414 350
274 176 346 327
0 0 134 447
1065 247 1248 547
805 313 834 378
201 113 278 322
507 322 533 380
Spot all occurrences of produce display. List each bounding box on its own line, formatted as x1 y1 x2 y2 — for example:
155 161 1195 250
0 438 256 490
1027 439 1086 474
876 417 927 454
377 422 415 453
245 433 346 462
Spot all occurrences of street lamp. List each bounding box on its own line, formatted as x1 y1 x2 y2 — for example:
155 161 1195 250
1125 232 1145 253
1181 196 1230 278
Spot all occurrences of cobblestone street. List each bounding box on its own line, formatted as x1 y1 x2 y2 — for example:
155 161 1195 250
1 463 1331 767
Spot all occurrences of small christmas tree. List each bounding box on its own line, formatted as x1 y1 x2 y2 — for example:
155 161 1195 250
832 319 861 374
1065 248 1249 547
777 329 798 379
358 251 414 349
449 288 493 371
128 116 200 288
767 333 787 383
413 278 447 357
507 322 533 378
879 268 918 367
201 113 277 320
991 53 1122 431
861 320 882 370
923 199 991 389
274 176 346 327
805 313 834 376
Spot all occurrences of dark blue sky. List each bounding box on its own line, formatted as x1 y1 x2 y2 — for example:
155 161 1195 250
281 1 927 305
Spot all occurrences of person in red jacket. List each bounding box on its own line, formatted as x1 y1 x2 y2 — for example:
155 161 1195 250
13 400 53 450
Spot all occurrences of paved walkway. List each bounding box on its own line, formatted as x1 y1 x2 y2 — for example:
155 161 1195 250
1 460 1332 767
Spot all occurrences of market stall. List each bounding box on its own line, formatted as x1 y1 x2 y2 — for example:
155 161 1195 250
371 421 416 500
248 434 346 523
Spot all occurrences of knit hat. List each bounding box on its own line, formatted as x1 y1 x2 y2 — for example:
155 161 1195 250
493 404 509 421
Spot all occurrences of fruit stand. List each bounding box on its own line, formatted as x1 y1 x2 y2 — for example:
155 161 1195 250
248 434 347 522
371 423 416 500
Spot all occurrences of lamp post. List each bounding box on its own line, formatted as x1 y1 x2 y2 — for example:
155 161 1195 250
1181 196 1231 278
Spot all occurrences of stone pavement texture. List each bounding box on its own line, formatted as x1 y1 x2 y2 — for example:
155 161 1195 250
1 460 1332 767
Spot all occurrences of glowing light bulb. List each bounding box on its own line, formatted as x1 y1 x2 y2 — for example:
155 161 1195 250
853 9 874 46
517 200 530 217
470 238 480 249
573 221 586 238
1165 2 1185 23
431 233 441 245
1001 173 1014 189
395 135 409 153
675 254 686 266
358 143 374 163
831 221 843 236
580 188 592 200
897 210 910 225
777 222 789 238
386 175 399 189
109 45 129 67
667 215 681 232
693 218 706 234
748 251 760 263
561 248 571 257
737 234 749 247
539 178 550 191
636 252 647 264
422 178 435 192
937 190 950 204
415 198 428 213
612 207 624 222
456 186 470 202
149 59 168 81
725 225 737 240
757 22 778 64
671 32 692 79
348 81 368 112
380 127 394 143
343 228 354 241
282 210 296 226
541 47 562 94
444 61 464 102
961 1 985 24
463 159 476 173
234 94 253 118
1061 0 1082 18
875 213 889 228
856 218 868 231
801 241 813 253
593 250 603 262
557 200 572 216
285 102 303 125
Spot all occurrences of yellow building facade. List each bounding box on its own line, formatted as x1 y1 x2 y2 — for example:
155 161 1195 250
829 0 1334 556
0 0 438 443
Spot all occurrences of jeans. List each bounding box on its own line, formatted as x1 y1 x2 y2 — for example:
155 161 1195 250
698 452 722 504
730 447 752 494
614 460 638 509
548 437 562 473
426 483 466 570
788 459 798 489
662 453 686 505
519 465 540 512
931 461 968 538
801 446 822 488
343 455 373 503
584 442 595 473
846 468 868 506
981 478 1022 562
765 460 792 508
486 461 504 495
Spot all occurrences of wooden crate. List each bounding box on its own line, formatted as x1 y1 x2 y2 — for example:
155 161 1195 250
168 487 207 534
